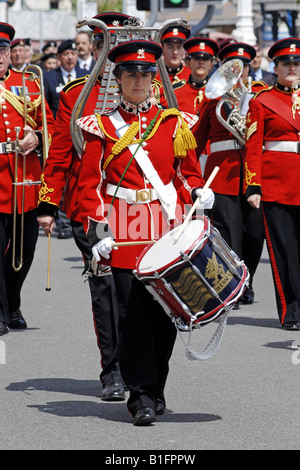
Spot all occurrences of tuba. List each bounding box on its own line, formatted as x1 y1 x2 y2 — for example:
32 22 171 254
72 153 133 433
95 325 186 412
205 59 253 146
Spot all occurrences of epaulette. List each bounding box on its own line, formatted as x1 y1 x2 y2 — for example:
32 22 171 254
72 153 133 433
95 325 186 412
62 75 100 93
152 77 163 88
252 86 272 100
172 79 186 90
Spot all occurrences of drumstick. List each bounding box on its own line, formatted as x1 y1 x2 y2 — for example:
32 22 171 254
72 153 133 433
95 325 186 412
173 166 220 243
45 232 51 291
112 240 156 247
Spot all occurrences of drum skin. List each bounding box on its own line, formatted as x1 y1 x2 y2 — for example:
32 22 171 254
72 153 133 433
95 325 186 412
135 216 249 330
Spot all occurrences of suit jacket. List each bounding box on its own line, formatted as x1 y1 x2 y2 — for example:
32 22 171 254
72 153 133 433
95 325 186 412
77 58 96 73
43 65 87 118
249 67 269 82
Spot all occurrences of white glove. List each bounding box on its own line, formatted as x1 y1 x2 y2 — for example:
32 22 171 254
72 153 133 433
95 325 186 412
195 187 215 210
92 237 117 261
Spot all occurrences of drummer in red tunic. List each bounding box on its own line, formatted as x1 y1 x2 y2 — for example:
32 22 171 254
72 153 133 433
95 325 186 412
245 38 300 330
76 39 215 426
173 37 219 117
194 42 267 307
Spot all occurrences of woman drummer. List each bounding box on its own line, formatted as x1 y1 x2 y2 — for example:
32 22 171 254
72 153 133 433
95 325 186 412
245 38 300 330
76 39 214 426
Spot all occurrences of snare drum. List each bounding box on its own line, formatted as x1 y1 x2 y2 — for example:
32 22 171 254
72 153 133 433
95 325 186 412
135 216 249 331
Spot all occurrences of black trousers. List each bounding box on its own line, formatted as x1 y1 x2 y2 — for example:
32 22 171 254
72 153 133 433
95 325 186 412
70 220 122 386
0 209 39 324
112 267 177 416
263 202 300 325
208 192 265 285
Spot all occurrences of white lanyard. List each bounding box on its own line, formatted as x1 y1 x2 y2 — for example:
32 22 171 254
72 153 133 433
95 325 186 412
109 109 177 220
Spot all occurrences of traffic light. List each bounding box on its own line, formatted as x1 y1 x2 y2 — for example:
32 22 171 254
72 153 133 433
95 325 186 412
160 0 192 11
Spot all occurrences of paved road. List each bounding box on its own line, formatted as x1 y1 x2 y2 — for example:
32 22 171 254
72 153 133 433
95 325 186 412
0 230 299 451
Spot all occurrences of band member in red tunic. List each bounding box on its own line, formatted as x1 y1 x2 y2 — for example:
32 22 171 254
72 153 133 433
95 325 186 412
194 42 267 307
156 25 190 84
173 37 219 117
76 39 214 426
37 12 132 400
245 38 300 330
0 23 54 336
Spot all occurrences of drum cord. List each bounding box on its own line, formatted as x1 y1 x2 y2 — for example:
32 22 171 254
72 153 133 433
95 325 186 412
178 309 229 361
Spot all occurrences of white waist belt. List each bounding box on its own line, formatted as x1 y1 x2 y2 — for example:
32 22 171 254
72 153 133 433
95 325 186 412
107 183 162 204
210 139 243 153
264 141 300 153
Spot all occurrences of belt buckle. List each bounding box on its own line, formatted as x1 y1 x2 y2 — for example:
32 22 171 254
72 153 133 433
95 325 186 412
5 141 15 153
297 142 300 154
136 189 151 203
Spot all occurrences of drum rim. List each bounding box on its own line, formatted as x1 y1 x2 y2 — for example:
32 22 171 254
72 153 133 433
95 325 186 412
135 215 211 277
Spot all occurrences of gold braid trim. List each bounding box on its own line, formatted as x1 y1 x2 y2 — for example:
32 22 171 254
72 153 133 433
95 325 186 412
98 108 197 170
38 174 55 204
245 162 261 187
0 89 40 128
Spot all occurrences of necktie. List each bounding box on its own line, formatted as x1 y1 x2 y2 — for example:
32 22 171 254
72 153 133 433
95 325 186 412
83 64 87 70
67 73 71 83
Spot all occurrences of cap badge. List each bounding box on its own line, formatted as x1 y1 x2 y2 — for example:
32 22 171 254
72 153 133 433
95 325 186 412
290 44 296 53
112 20 120 27
172 28 178 36
199 42 205 50
137 48 145 59
238 48 244 56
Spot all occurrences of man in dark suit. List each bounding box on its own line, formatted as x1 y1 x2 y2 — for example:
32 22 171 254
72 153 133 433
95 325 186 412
44 39 86 119
250 45 270 82
43 39 87 239
75 31 96 73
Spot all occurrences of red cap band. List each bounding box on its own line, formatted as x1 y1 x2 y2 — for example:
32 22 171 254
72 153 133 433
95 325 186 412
115 50 156 64
187 43 215 57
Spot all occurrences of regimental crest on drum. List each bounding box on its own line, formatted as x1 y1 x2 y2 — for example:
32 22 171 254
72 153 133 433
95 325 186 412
170 266 214 314
205 252 233 293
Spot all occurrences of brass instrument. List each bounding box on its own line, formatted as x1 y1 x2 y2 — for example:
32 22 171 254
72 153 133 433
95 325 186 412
11 65 49 272
22 64 49 168
205 59 253 146
70 16 186 154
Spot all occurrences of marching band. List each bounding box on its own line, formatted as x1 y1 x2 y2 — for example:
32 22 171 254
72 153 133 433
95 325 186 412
0 11 300 427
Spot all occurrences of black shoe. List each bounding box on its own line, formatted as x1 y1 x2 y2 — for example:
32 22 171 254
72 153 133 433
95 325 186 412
133 407 156 426
156 400 166 415
9 309 27 329
282 322 300 331
101 382 125 401
0 321 9 336
232 301 240 310
240 285 254 304
57 229 73 239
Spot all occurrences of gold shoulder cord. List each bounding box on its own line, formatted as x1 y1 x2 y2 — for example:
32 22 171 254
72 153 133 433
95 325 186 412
0 89 40 128
98 108 197 171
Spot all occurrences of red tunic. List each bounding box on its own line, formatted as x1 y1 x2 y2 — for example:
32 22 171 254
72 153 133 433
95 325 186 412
173 79 209 117
156 63 191 85
0 68 54 213
39 76 101 221
245 85 300 205
77 101 205 269
194 81 268 196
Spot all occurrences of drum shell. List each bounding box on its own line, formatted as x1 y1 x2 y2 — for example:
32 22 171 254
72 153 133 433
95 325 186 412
135 216 249 329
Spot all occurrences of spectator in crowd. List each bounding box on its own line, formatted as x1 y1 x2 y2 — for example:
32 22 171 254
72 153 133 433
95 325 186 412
10 38 26 71
75 30 95 72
